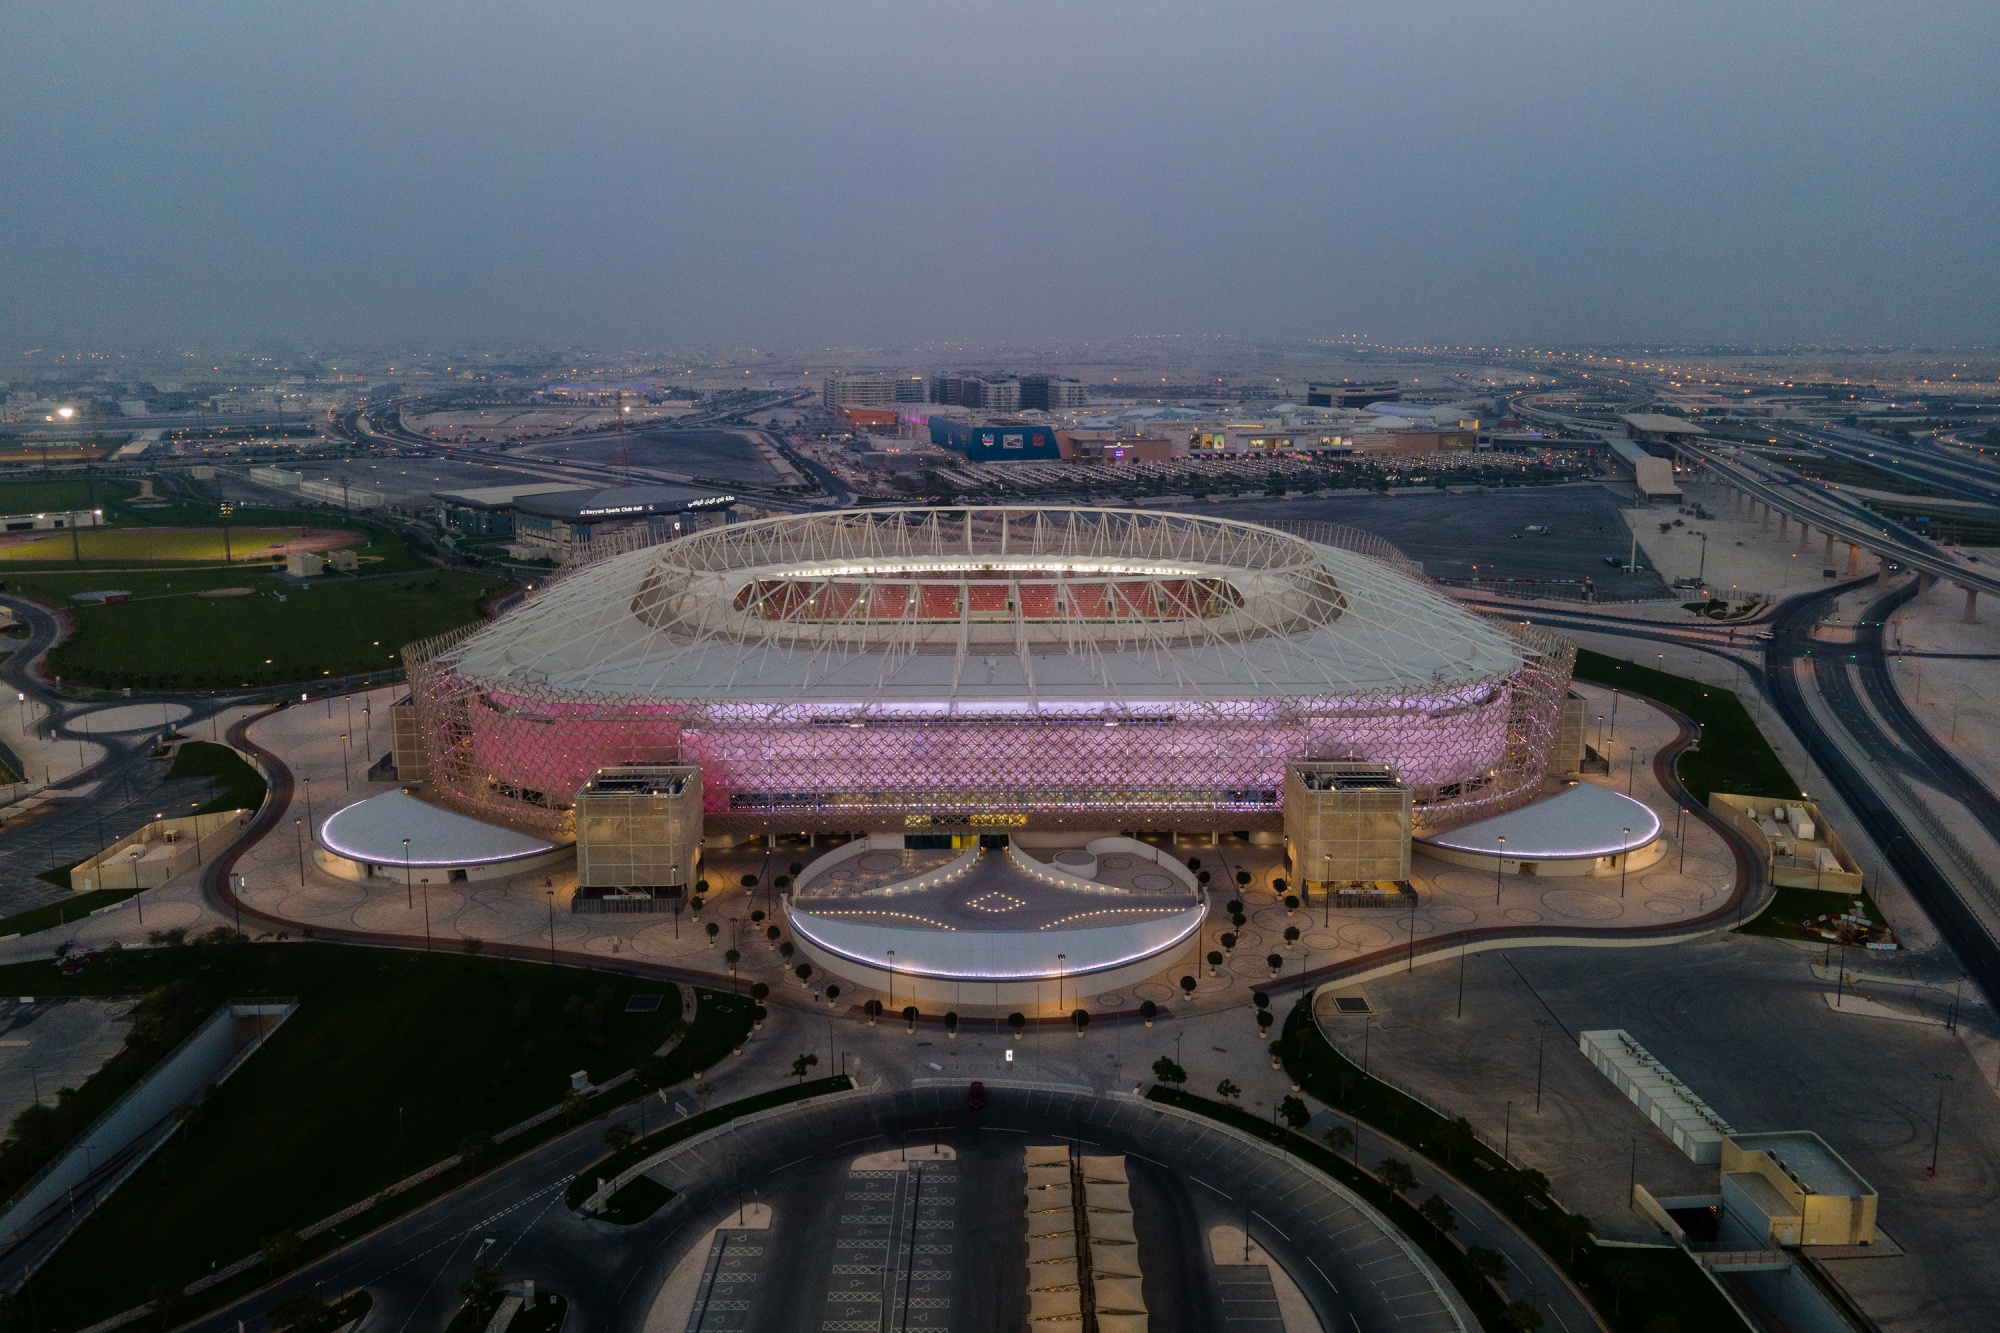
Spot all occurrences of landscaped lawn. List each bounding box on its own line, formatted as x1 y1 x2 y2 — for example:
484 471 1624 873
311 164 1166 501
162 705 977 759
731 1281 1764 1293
0 478 140 517
1572 648 1800 804
167 740 269 814
6 941 740 1329
0 526 338 564
7 565 505 689
1738 885 1888 941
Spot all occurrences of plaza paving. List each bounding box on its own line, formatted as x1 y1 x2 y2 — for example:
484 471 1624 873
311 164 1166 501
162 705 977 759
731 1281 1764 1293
0 677 1744 1031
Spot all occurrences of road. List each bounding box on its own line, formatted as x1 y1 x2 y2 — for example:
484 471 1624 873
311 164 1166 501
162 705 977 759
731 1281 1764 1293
177 1082 1587 1333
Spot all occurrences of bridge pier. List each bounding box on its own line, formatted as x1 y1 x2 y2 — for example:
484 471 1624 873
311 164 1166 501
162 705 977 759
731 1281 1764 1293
1876 556 1890 585
1847 543 1859 574
1967 585 1981 624
1918 571 1933 602
1824 533 1835 563
1779 513 1789 539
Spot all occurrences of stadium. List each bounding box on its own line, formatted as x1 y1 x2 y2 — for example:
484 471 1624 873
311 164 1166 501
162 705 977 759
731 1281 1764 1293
398 506 1576 997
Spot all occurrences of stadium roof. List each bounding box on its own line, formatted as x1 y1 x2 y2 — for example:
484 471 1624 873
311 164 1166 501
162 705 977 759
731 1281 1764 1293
317 789 558 867
440 506 1529 707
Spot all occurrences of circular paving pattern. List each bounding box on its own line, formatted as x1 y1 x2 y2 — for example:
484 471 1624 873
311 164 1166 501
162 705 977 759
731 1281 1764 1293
1504 907 1543 924
1132 872 1176 891
855 852 905 872
1395 918 1436 937
1676 855 1730 881
1099 856 1134 870
1131 981 1178 1003
1641 871 1715 898
1337 922 1395 950
1540 888 1623 921
1429 871 1494 897
1429 903 1477 925
1094 993 1126 1010
1645 900 1687 918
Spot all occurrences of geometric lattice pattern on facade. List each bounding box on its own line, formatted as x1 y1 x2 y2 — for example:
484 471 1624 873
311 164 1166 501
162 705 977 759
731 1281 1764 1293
403 506 1575 839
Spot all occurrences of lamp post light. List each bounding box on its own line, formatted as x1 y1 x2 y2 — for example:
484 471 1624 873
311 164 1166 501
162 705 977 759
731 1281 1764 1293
546 889 556 966
340 733 350 790
1628 745 1638 796
1535 1017 1551 1113
1620 829 1631 898
1928 1073 1952 1177
403 837 412 909
1494 835 1506 904
422 879 432 953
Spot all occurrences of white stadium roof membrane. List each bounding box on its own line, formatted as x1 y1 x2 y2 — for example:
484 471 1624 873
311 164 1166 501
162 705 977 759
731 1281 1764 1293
445 506 1524 707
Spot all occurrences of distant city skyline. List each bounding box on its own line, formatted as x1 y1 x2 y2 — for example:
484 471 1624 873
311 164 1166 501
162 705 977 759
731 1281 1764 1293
3 2 1997 350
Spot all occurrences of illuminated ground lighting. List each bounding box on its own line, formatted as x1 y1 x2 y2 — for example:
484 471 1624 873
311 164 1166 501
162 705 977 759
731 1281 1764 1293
403 506 1574 837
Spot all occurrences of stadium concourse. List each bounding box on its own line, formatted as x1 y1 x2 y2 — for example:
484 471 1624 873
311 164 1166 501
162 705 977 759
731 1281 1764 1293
184 520 1736 1016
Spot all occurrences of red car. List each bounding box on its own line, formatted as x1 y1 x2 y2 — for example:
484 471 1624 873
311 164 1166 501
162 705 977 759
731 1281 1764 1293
967 1080 985 1111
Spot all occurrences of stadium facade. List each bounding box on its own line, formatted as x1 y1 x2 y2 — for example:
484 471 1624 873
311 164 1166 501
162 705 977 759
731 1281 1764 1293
402 506 1574 857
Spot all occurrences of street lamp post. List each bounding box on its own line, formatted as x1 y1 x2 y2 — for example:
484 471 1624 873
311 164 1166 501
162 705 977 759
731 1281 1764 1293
403 837 412 909
1620 830 1631 898
1494 835 1506 904
294 818 304 886
546 889 556 966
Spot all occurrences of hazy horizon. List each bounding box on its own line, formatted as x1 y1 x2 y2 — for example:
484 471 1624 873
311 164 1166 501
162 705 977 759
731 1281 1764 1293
4 1 1996 352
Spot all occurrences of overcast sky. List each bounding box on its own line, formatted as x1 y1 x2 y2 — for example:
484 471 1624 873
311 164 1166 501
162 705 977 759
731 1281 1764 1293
3 1 1995 352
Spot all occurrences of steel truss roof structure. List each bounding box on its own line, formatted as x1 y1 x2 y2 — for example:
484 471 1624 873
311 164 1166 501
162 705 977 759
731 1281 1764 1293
404 506 1574 838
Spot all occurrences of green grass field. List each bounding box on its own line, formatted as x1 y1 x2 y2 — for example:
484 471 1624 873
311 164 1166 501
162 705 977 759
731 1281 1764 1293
167 740 269 813
8 564 503 688
7 943 725 1329
1573 648 1800 803
0 887 138 938
0 526 344 565
0 477 140 516
1739 885 1887 940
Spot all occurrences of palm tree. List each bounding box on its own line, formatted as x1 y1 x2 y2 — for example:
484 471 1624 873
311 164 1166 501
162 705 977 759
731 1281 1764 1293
1418 1194 1456 1235
1277 1095 1309 1130
1465 1245 1508 1286
1216 1078 1242 1101
791 1052 819 1083
1499 1302 1544 1332
1152 1056 1187 1086
1321 1124 1354 1156
1375 1156 1417 1200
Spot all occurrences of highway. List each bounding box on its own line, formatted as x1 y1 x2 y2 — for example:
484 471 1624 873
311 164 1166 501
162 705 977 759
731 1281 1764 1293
1494 580 2000 1010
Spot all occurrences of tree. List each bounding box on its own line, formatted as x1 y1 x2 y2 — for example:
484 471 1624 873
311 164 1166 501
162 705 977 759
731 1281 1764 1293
560 1089 590 1124
1322 1124 1354 1155
1499 1302 1544 1333
1278 1095 1310 1131
1375 1156 1418 1199
265 1294 333 1333
604 1122 636 1151
749 981 770 1001
635 1054 673 1091
1465 1245 1508 1285
1515 1167 1550 1198
1235 870 1251 887
1140 999 1158 1026
258 1228 301 1276
705 921 720 945
1216 1078 1242 1101
1434 1116 1475 1163
458 1264 504 1317
1550 1209 1595 1262
1418 1194 1456 1235
1219 931 1237 952
1071 1008 1089 1036
1008 1011 1026 1038
791 1052 819 1083
1152 1056 1187 1086
724 948 741 971
1603 1259 1643 1316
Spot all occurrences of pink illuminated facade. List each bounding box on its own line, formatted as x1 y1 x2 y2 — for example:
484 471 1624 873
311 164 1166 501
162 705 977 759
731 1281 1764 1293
402 507 1573 838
